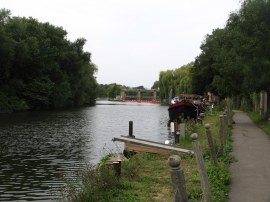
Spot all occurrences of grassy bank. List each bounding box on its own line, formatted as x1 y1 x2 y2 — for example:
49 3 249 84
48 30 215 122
248 111 270 135
60 111 234 202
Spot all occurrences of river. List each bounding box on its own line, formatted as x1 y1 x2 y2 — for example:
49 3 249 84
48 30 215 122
0 100 170 201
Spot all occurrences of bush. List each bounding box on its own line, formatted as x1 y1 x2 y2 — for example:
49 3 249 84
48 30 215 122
0 92 29 112
61 164 121 202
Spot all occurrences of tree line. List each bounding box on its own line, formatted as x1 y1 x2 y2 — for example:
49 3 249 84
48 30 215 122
97 83 158 99
159 0 270 111
0 9 97 112
96 83 123 99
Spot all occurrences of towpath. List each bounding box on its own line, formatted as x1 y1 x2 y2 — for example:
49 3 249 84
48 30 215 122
229 110 270 202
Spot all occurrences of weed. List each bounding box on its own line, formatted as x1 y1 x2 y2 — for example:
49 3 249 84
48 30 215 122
207 163 231 202
121 155 140 180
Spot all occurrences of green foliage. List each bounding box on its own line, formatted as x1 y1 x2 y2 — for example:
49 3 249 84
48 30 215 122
186 119 199 136
151 80 159 89
188 187 203 200
96 83 124 98
248 111 270 134
121 154 140 180
66 165 121 202
0 92 29 112
159 63 193 100
98 154 112 168
190 0 270 100
0 9 97 111
207 163 231 202
61 152 172 202
23 77 54 109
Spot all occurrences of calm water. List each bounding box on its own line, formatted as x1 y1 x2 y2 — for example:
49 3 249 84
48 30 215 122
0 101 170 201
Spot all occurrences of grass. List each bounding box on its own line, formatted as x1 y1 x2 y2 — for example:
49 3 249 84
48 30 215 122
248 111 270 135
179 111 234 202
60 152 173 202
60 110 234 202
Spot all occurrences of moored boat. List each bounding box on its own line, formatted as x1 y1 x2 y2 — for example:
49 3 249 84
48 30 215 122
168 94 206 122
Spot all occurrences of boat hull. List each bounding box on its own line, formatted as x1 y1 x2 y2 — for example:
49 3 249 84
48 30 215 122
168 101 199 121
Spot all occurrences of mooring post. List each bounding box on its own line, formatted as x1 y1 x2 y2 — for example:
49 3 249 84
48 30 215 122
175 121 180 143
129 121 135 138
167 155 188 202
205 124 218 165
113 161 121 177
191 133 212 202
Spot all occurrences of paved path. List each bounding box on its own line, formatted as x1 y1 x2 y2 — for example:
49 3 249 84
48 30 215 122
229 111 270 202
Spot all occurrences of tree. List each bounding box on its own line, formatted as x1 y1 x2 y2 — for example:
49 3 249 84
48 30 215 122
159 63 193 100
191 0 270 98
151 81 159 89
159 70 175 100
0 9 97 111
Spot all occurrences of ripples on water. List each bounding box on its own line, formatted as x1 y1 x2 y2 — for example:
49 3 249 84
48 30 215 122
0 101 169 201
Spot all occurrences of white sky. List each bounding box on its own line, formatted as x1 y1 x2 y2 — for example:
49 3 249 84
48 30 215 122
1 0 241 88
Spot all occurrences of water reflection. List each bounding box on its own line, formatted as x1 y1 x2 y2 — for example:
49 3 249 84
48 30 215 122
0 101 169 201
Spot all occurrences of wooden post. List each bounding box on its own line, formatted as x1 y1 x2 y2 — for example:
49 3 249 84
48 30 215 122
129 121 135 138
180 122 186 139
175 122 180 144
175 131 180 144
113 161 121 177
167 155 188 202
205 124 217 165
191 133 212 202
175 121 179 131
223 112 228 143
219 115 224 155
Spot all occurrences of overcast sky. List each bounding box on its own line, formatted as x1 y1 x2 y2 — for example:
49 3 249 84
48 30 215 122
1 0 241 88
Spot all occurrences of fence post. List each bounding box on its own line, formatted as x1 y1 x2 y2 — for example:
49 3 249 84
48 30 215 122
205 124 218 165
167 155 188 202
191 133 212 202
223 112 228 143
219 115 225 155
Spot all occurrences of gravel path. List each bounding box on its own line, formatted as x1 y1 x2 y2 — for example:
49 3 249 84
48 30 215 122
229 110 270 202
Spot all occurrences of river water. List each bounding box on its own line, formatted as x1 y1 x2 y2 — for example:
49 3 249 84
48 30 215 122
0 101 170 201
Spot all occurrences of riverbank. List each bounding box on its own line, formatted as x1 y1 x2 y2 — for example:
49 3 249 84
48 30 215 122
61 110 234 201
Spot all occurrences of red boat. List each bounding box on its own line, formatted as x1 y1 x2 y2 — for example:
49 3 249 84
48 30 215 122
168 94 206 122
